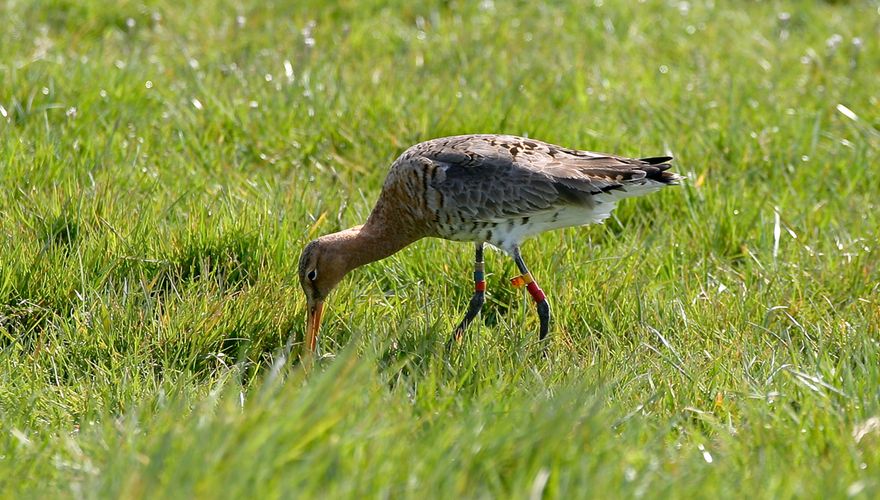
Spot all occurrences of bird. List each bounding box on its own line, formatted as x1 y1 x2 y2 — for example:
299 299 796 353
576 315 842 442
298 134 680 353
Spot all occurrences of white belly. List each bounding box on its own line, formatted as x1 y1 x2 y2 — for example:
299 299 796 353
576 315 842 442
436 180 666 253
493 202 618 252
438 201 617 254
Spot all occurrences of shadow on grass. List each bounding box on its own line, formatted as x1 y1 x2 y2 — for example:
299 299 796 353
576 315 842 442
128 231 264 296
37 214 79 253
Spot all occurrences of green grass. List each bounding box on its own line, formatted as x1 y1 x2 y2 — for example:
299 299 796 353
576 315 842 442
2 0 879 497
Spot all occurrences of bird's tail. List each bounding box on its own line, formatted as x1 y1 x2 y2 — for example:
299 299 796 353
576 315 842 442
638 156 682 185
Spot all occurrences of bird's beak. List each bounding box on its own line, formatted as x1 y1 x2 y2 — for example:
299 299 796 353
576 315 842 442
305 301 325 353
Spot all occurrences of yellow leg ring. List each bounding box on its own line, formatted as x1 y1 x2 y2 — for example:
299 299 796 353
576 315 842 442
510 272 534 288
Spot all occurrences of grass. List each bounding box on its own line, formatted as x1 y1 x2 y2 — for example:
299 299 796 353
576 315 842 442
1 0 879 497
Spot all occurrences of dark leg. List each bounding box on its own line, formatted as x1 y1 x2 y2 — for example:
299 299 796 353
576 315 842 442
452 243 486 342
512 246 551 340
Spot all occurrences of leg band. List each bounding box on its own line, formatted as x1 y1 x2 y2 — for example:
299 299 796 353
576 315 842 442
526 281 545 303
510 272 534 288
475 281 486 292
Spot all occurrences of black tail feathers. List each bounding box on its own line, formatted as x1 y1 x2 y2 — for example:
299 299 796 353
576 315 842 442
639 156 681 185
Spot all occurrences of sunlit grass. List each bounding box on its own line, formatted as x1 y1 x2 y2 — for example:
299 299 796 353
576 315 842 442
1 0 879 497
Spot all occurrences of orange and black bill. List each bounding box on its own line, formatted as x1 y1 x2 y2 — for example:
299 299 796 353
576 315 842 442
305 301 324 353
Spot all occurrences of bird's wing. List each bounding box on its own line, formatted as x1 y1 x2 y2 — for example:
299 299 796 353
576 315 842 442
409 135 675 222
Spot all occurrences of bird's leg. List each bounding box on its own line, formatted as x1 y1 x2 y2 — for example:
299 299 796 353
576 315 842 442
511 246 550 340
452 242 486 342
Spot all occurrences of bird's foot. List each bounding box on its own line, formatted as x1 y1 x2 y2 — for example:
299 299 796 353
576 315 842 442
445 325 465 351
536 299 550 341
447 290 485 346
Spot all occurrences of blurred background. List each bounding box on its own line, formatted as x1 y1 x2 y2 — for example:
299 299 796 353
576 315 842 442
1 1 878 497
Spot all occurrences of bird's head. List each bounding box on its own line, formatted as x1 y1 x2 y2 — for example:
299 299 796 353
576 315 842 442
297 236 354 352
297 224 410 353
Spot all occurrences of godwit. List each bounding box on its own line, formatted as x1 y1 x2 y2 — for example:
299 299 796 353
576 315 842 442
298 134 680 352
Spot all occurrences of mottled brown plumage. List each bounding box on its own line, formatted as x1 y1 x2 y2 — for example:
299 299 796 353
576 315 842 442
299 134 680 352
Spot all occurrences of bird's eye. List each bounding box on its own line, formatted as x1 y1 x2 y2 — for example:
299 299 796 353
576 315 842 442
307 269 317 281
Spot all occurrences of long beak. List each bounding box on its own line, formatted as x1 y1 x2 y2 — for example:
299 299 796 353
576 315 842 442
305 301 325 353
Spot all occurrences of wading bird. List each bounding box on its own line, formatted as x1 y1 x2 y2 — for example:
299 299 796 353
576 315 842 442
298 134 680 353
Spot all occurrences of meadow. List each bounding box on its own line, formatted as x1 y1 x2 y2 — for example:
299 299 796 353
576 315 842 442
1 0 878 497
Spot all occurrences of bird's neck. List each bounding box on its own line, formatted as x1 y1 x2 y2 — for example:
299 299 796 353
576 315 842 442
325 222 418 271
